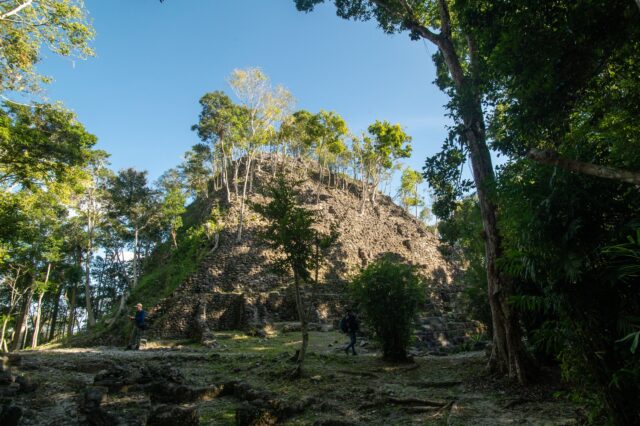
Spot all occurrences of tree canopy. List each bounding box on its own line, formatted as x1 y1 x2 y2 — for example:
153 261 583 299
0 0 94 95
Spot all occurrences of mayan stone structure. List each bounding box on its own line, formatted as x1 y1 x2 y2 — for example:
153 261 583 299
145 161 482 352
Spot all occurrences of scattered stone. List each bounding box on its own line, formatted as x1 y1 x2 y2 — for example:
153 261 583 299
82 386 108 410
0 370 14 385
147 404 199 426
313 420 356 426
14 375 37 393
0 382 19 398
0 356 9 372
80 386 122 426
5 354 21 368
0 405 22 426
235 402 278 426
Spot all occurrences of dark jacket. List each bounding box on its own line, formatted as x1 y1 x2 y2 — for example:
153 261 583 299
346 313 359 333
134 310 146 328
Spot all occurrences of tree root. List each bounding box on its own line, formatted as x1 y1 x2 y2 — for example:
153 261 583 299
379 363 420 373
386 397 450 407
359 397 452 411
409 380 462 388
503 398 532 409
337 369 378 378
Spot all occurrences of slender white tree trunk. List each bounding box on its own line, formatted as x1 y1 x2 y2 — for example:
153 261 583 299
0 318 9 352
31 263 52 348
221 147 232 203
85 221 96 328
236 155 253 242
233 160 240 197
132 227 139 289
171 228 178 249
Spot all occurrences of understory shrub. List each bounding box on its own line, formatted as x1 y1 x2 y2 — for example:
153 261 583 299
350 255 425 362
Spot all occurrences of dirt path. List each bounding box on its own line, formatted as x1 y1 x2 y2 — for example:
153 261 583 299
1 332 581 425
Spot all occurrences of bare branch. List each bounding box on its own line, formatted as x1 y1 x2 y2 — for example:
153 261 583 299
0 0 33 20
527 148 640 186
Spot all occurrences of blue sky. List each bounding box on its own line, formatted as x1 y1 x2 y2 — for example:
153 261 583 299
37 0 452 197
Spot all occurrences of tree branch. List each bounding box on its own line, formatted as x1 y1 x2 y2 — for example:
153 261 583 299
527 148 640 186
0 0 33 20
370 0 441 45
466 35 479 77
437 0 452 38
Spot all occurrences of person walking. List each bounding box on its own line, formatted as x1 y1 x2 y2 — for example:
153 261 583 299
342 309 359 355
127 303 146 350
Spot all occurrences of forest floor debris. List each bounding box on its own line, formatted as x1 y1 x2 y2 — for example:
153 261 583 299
2 330 581 425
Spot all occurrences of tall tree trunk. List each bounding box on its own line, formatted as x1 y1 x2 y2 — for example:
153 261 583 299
394 0 530 382
415 183 419 218
48 285 63 342
249 165 255 194
0 317 9 352
2 268 22 351
132 227 139 289
436 30 530 383
107 249 131 324
272 150 278 177
371 179 378 207
360 178 367 214
85 229 96 328
316 165 324 204
236 156 253 242
222 150 232 203
12 281 34 351
31 263 52 348
22 323 29 349
171 228 178 249
67 285 77 337
292 271 309 377
233 159 240 197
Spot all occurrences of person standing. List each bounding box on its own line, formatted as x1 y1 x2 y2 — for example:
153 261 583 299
343 309 359 355
127 303 146 350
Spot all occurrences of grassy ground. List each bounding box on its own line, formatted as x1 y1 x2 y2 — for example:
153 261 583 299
10 329 580 425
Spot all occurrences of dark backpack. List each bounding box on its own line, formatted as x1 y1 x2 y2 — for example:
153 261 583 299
339 317 349 333
349 315 359 332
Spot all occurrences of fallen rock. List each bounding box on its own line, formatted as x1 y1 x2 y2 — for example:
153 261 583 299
0 405 22 426
313 420 357 426
93 365 137 392
0 382 19 398
0 370 14 385
235 402 278 426
147 404 199 426
82 386 108 410
15 375 37 393
80 386 122 426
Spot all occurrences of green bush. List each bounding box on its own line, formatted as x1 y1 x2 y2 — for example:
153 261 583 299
350 255 425 362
